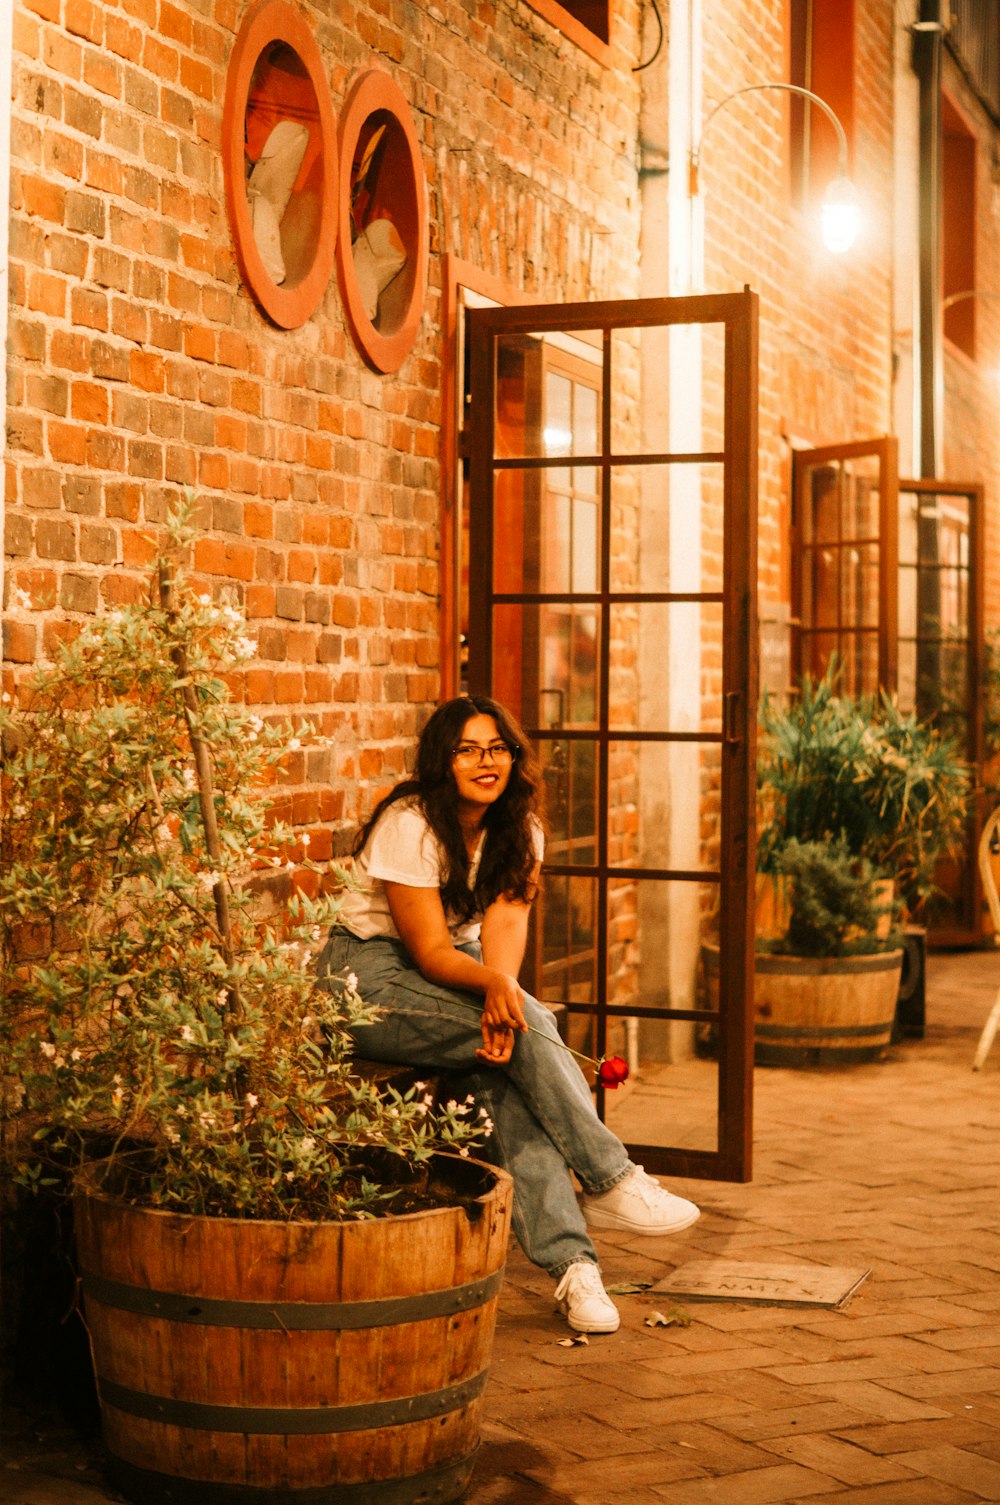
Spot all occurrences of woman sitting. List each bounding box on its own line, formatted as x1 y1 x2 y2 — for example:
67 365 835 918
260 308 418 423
318 695 700 1333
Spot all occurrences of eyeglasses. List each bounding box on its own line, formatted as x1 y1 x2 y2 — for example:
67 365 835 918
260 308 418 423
452 741 515 768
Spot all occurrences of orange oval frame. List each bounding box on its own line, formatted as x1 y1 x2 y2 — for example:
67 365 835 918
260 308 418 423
336 70 428 373
222 0 337 329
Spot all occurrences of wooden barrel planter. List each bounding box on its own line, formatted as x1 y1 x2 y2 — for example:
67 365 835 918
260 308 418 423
74 1154 513 1505
702 944 904 1066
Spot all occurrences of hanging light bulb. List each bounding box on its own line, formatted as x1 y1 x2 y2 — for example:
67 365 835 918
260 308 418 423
821 175 861 254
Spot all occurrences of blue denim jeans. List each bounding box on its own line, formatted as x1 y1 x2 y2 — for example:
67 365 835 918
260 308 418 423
317 930 633 1277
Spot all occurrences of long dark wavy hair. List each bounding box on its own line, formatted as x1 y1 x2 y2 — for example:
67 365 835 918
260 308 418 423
353 696 544 920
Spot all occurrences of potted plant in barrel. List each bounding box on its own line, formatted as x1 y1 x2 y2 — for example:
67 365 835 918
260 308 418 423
749 666 970 1064
0 507 511 1505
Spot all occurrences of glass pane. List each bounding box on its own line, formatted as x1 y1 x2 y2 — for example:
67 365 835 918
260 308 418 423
493 330 603 460
607 601 724 734
801 629 839 680
899 563 918 639
545 371 573 455
840 632 880 696
529 875 597 1007
493 467 601 595
538 737 597 866
802 545 839 630
803 464 839 545
841 543 879 629
603 877 721 1154
608 464 724 595
899 491 919 566
603 1053 719 1155
898 638 917 712
492 604 601 731
610 323 725 456
843 459 880 537
608 741 722 873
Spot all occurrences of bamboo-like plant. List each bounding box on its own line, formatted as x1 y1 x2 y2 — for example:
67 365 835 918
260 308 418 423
0 507 484 1219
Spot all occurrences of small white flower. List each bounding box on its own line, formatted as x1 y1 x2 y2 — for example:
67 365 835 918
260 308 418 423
301 832 311 849
414 1080 427 1092
480 1117 494 1135
198 593 212 606
198 871 222 891
155 823 173 843
182 769 197 791
249 716 264 733
8 586 32 612
246 1093 259 1108
301 1137 315 1153
458 1146 470 1158
346 972 358 991
198 1111 214 1128
446 1100 459 1113
39 1042 56 1059
287 737 301 752
70 1048 81 1062
216 989 228 1007
180 1025 195 1043
285 1170 295 1182
234 636 256 661
175 1104 187 1117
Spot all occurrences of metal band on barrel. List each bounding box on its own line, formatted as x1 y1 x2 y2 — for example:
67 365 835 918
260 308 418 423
81 1267 504 1329
107 1452 478 1504
98 1369 489 1433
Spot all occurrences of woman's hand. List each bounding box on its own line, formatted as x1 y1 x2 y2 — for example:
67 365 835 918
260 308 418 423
481 970 528 1034
476 1015 516 1066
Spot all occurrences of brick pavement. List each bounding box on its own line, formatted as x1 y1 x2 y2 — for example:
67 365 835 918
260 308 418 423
3 951 999 1504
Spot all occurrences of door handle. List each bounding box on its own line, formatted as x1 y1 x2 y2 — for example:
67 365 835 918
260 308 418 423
724 691 742 745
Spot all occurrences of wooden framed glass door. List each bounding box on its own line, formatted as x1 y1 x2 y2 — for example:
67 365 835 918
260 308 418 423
792 437 898 692
467 292 758 1183
897 479 984 944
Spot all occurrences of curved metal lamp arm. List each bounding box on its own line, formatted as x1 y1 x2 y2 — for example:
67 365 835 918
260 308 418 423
942 289 1000 311
690 82 848 194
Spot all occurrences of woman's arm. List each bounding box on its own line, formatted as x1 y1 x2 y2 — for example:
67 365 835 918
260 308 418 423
383 871 540 1065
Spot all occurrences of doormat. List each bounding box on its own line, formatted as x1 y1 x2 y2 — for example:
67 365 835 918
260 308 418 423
657 1260 871 1310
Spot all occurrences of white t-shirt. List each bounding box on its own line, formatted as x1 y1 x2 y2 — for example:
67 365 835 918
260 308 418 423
336 797 543 946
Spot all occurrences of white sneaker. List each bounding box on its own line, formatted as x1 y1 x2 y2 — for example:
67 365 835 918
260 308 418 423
583 1167 701 1236
554 1261 621 1333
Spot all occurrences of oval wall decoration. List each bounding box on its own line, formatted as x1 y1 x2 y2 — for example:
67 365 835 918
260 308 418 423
222 0 337 329
336 70 428 373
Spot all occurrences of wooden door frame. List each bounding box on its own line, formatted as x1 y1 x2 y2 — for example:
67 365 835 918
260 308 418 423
467 290 758 1183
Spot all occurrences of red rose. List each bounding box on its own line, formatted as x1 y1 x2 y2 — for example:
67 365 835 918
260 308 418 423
597 1055 629 1089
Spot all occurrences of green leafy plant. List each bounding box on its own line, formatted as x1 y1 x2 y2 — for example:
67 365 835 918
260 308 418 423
757 665 970 918
757 839 896 958
0 507 484 1220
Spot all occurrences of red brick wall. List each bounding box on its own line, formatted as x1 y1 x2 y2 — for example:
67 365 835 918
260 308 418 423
701 0 896 626
4 0 643 850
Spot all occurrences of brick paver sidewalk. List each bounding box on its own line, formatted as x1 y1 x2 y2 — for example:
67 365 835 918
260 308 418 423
470 950 1000 1503
3 952 999 1504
